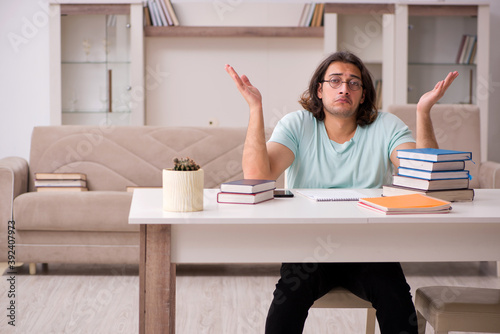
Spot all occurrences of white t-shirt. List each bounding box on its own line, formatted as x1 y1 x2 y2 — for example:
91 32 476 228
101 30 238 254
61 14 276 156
269 110 415 189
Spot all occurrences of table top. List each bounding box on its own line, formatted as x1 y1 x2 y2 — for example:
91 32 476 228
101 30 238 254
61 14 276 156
130 188 500 263
129 188 500 225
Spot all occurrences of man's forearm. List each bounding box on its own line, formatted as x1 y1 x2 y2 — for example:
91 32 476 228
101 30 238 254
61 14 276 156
416 109 439 149
242 106 272 179
414 71 459 149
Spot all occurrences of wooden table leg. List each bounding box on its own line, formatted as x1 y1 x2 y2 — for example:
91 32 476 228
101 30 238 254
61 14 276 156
139 225 146 334
139 224 176 334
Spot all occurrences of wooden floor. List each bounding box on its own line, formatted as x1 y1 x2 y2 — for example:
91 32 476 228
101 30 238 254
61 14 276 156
1 262 499 333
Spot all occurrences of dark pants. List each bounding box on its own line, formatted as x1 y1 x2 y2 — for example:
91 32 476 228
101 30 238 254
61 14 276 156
265 262 418 334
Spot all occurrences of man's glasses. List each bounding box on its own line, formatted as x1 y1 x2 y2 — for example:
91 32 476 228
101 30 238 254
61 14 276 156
321 76 363 91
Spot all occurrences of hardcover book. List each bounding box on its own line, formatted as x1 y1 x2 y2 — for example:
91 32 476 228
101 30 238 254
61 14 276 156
392 175 469 191
397 148 472 162
398 159 465 172
36 187 88 192
34 173 87 180
382 185 474 202
220 179 276 194
34 179 87 187
398 167 470 180
217 189 274 204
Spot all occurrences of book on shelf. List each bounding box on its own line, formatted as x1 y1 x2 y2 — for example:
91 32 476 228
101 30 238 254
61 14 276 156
311 3 324 27
143 2 152 27
398 159 465 171
299 3 323 27
375 79 382 110
397 148 472 162
165 0 179 26
147 0 160 26
217 189 274 204
146 0 179 27
468 38 477 65
456 34 477 65
392 174 469 191
382 185 474 202
36 187 88 192
34 179 87 187
34 173 87 181
397 167 470 180
220 179 276 194
156 0 169 26
455 34 467 64
298 3 312 27
358 193 452 215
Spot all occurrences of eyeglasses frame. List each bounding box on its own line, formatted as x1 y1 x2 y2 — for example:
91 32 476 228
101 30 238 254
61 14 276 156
321 78 364 91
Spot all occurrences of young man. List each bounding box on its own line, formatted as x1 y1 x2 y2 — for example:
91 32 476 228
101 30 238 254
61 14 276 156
225 51 458 334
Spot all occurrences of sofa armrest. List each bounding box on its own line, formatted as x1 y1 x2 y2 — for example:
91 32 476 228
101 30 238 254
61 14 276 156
0 157 29 261
478 161 500 188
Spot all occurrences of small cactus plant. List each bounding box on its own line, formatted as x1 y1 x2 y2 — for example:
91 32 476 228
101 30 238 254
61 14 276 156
164 157 204 211
173 157 200 171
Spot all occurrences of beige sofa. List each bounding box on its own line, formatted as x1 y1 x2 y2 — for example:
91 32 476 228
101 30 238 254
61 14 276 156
0 126 280 271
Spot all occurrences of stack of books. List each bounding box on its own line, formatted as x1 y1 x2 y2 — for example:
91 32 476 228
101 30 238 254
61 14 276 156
383 148 474 202
145 0 179 27
217 179 276 204
298 3 324 27
34 173 88 192
456 34 477 65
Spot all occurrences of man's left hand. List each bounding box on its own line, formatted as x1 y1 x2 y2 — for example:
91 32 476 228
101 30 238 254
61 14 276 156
417 71 459 113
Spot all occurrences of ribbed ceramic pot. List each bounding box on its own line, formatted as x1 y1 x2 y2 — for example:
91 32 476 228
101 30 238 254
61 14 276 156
163 168 204 212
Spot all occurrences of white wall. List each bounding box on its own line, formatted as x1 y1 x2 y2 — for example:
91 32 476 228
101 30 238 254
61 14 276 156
145 36 324 128
1 0 499 162
0 0 51 161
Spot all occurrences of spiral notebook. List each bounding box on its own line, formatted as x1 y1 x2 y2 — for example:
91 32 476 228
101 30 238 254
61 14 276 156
297 189 366 202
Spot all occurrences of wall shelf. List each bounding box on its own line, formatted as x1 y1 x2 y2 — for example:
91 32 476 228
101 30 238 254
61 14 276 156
408 5 477 17
145 26 323 38
61 4 130 16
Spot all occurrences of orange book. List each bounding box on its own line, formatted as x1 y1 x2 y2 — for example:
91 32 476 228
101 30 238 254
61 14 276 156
358 193 451 214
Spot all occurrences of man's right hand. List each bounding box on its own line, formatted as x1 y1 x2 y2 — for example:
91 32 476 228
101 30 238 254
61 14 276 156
225 64 263 112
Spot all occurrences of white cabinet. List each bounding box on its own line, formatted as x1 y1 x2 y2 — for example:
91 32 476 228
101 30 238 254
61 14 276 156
49 1 144 126
401 4 490 161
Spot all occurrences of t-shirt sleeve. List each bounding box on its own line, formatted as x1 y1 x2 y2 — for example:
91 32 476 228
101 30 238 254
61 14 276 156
385 112 416 158
268 111 303 157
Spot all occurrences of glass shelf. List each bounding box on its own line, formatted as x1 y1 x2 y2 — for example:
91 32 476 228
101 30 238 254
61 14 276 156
62 61 131 65
61 12 131 125
408 63 476 66
62 110 131 114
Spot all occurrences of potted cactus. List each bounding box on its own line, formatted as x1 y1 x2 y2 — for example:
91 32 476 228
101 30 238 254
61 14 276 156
163 157 204 212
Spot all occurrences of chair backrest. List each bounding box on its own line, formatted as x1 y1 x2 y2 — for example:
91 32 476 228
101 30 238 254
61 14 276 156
387 104 481 188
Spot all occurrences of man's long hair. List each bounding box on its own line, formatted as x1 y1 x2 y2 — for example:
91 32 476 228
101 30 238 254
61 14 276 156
299 51 378 126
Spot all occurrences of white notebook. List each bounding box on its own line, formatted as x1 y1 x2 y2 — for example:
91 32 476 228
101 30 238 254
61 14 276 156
297 189 366 202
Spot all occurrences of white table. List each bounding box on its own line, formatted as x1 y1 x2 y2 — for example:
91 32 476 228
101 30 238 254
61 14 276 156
129 188 500 334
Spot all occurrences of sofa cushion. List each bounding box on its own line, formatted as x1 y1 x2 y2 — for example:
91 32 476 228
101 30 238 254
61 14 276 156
14 191 137 232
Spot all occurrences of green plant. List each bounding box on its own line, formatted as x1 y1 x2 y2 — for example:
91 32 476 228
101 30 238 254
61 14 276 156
172 157 201 171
